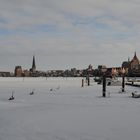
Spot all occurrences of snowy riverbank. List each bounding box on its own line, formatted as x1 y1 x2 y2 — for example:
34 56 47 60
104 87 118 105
0 77 140 140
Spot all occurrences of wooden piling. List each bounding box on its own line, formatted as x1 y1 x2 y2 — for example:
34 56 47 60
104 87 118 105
81 79 84 87
122 75 125 92
88 77 90 86
102 75 106 97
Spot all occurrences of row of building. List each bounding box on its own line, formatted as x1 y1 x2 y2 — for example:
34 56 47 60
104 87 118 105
0 52 140 77
96 52 140 77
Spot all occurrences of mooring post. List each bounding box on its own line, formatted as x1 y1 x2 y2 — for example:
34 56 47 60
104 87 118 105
88 76 90 86
102 74 106 97
81 79 84 87
122 75 125 92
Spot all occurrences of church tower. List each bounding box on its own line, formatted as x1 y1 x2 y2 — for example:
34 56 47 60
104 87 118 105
130 52 140 69
31 55 36 72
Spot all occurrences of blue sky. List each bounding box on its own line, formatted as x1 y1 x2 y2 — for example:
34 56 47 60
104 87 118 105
0 0 140 71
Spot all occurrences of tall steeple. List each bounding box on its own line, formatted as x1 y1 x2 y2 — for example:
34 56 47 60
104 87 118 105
134 51 137 58
32 55 36 72
133 51 139 62
128 57 130 62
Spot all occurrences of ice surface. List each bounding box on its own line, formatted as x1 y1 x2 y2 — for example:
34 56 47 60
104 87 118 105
0 77 140 140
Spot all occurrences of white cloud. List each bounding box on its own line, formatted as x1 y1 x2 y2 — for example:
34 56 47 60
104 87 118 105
0 0 140 71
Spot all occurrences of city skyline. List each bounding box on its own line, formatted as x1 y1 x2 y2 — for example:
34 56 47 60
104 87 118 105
0 0 140 71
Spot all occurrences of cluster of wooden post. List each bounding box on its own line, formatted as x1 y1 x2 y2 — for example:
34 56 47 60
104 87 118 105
102 74 125 97
81 73 126 97
81 76 90 87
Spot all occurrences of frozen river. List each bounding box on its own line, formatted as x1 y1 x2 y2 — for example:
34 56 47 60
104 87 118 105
0 77 140 140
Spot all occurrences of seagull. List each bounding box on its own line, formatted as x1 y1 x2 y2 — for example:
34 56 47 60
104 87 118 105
50 88 53 91
29 89 35 95
9 91 15 100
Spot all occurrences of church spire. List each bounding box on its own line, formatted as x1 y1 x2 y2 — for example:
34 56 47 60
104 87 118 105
133 51 139 60
131 51 140 64
134 51 137 57
32 55 36 72
128 57 130 62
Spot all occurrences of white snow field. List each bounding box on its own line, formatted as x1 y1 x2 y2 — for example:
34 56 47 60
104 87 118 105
0 77 140 140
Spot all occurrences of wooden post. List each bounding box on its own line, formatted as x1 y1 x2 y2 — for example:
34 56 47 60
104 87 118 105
88 76 90 86
81 79 84 87
102 75 106 97
122 75 125 92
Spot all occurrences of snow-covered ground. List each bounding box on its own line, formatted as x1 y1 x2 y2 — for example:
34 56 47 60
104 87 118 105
0 77 140 140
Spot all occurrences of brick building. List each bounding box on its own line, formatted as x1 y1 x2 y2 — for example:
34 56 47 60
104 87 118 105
15 66 23 77
122 52 140 76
